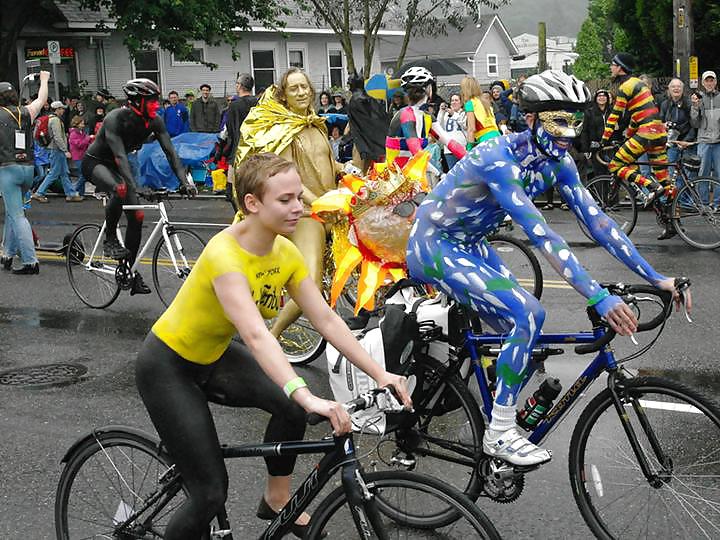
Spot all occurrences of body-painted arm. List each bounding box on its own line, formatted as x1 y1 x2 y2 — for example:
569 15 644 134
399 106 425 155
602 81 629 141
555 158 667 286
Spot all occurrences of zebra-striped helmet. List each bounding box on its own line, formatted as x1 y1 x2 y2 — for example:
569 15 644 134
517 70 591 112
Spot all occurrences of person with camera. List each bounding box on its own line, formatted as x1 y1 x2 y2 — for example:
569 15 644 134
690 71 720 189
661 78 696 182
0 71 50 274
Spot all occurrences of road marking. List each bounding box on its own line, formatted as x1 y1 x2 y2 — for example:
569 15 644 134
635 400 702 414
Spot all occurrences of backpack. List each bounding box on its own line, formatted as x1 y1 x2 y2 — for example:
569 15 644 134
326 302 419 434
34 114 53 147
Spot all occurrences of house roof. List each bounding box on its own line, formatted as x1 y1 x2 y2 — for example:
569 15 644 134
53 0 115 30
377 14 519 63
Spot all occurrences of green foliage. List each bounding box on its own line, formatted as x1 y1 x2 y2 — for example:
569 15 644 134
694 0 720 72
573 19 609 80
74 0 289 69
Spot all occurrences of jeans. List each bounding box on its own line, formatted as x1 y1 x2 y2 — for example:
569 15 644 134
36 149 77 197
697 142 720 205
72 159 86 196
0 164 37 265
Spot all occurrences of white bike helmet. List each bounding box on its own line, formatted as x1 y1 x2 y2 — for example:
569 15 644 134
400 66 434 89
517 70 591 112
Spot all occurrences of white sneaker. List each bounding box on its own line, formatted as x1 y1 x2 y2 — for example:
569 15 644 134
483 427 552 466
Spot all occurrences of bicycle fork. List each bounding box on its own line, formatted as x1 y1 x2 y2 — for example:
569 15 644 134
341 461 389 540
607 373 672 488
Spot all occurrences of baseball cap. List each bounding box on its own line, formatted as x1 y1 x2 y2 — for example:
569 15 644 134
51 100 65 109
702 70 716 80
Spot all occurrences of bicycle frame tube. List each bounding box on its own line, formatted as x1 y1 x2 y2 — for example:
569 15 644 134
464 328 614 445
223 436 374 540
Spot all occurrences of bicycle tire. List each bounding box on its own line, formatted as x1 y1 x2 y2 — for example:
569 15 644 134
377 356 483 527
579 175 638 242
152 227 206 307
487 234 543 300
568 376 720 540
672 175 720 249
55 429 187 539
307 470 501 539
66 223 121 309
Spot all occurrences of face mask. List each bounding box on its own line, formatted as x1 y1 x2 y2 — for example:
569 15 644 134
534 123 572 160
146 100 161 118
537 110 584 138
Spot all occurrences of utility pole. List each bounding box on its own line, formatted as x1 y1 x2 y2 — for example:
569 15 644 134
538 22 547 72
673 0 696 87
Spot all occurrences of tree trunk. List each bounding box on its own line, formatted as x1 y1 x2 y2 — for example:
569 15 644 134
0 2 33 83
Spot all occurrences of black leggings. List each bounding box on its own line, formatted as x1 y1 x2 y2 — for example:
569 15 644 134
81 155 142 262
135 333 307 540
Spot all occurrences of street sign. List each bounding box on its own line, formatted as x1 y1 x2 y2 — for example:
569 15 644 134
689 55 699 88
47 40 61 64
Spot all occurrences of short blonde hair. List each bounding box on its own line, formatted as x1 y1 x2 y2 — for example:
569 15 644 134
234 153 297 213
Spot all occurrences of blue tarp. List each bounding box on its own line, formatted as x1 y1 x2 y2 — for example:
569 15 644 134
137 132 217 189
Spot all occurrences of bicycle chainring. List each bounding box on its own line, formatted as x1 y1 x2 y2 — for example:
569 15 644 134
478 457 525 503
115 260 133 290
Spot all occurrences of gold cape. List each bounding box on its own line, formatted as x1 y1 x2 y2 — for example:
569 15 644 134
234 85 329 168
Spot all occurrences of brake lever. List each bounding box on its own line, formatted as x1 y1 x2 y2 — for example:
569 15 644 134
680 291 693 323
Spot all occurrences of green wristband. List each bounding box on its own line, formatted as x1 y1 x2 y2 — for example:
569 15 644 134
283 376 307 399
587 288 610 307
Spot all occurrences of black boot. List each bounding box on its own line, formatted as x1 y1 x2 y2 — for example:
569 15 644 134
1 256 12 271
657 222 677 240
12 263 39 275
130 272 152 295
103 238 131 260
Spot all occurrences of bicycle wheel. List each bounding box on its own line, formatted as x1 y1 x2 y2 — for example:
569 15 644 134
55 429 186 539
568 376 720 540
152 227 206 307
672 175 720 249
376 356 483 527
487 234 543 299
308 470 501 539
278 310 327 365
579 175 638 242
66 223 121 309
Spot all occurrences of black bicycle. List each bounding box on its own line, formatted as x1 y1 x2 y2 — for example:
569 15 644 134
580 143 720 249
54 388 501 539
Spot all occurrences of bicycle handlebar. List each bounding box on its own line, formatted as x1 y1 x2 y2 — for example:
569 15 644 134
307 387 406 426
574 280 687 355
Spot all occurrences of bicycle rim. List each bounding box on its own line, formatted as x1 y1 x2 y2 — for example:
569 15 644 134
277 313 326 364
569 376 720 540
580 176 637 241
672 176 720 249
66 223 121 309
308 470 501 539
152 228 206 307
55 432 186 539
487 234 543 299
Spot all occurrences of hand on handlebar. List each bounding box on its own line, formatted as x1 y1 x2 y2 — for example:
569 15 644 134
374 372 413 410
179 183 198 198
298 392 352 435
603 299 639 336
656 277 692 314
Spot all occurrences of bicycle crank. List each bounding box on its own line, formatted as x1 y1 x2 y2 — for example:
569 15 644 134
478 457 526 503
115 260 133 290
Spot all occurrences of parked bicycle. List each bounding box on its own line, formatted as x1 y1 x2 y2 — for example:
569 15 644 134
373 279 719 539
65 189 207 309
580 142 720 249
54 387 501 540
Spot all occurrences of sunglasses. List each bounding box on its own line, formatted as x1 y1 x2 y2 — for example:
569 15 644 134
392 192 427 218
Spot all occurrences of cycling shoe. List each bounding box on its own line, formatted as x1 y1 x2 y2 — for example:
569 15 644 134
483 427 552 466
103 238 130 260
130 272 152 295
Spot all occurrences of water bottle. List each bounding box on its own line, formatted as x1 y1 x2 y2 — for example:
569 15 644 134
516 377 562 431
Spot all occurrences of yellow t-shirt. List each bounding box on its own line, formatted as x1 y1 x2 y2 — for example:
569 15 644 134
152 231 309 365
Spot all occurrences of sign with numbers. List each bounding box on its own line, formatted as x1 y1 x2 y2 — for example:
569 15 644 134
47 40 61 64
689 56 699 89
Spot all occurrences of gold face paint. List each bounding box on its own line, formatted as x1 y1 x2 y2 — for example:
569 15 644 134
537 110 585 138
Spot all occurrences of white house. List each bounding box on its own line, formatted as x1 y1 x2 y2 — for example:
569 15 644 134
377 14 520 87
14 1 406 100
511 33 578 77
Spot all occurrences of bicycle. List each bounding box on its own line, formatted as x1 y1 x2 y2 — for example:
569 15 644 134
580 142 720 249
54 387 501 540
376 279 720 538
65 189 208 309
284 217 545 366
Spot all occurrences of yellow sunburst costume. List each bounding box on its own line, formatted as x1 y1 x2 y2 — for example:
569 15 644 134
311 151 430 314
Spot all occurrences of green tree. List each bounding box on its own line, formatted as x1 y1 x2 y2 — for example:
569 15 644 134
573 18 609 80
0 0 287 81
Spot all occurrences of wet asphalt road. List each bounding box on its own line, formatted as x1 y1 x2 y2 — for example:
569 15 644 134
1 194 718 539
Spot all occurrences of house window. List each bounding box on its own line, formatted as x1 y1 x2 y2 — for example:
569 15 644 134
134 49 161 90
289 49 304 69
328 48 344 88
171 45 205 66
252 48 275 93
487 54 498 77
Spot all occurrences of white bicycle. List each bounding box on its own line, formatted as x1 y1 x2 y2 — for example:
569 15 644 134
66 189 214 309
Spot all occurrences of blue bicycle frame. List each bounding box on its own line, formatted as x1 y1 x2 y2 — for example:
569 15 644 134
464 326 617 445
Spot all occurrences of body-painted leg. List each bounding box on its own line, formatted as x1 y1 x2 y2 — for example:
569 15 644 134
609 136 664 198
